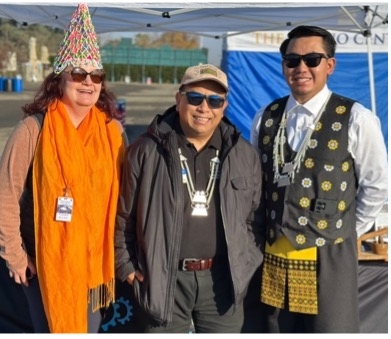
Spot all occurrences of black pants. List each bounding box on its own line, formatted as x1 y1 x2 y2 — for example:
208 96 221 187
0 257 33 332
21 277 50 333
139 262 244 333
22 276 103 333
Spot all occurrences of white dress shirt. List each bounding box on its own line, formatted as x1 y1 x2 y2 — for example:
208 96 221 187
251 85 388 237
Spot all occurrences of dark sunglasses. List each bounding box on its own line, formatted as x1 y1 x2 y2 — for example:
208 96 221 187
180 91 226 109
283 53 329 68
64 67 105 84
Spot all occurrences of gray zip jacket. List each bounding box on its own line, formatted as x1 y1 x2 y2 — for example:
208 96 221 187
115 106 264 326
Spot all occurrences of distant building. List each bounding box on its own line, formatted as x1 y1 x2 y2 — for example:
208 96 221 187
100 38 208 83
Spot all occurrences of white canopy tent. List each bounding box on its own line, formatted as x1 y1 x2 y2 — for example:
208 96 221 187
0 1 387 131
0 1 387 37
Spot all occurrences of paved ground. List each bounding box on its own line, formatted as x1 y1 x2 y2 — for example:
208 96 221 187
0 81 179 156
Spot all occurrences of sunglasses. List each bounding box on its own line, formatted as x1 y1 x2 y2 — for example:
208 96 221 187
180 91 226 109
283 53 329 68
64 67 105 84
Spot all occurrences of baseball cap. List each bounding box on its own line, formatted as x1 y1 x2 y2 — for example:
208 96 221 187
180 64 229 92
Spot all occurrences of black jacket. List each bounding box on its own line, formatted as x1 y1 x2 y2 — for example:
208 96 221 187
115 105 264 325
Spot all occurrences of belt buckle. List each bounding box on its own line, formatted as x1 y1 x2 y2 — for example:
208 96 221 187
182 258 198 271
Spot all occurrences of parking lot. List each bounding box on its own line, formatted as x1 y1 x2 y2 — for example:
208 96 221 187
0 81 179 155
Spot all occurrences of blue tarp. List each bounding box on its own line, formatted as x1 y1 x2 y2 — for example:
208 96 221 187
222 51 388 149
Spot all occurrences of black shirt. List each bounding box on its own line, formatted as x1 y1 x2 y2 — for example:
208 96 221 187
175 118 228 259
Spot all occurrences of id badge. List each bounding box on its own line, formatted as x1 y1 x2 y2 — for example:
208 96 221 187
55 196 74 222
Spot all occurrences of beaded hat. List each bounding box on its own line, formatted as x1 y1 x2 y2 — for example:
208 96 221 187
53 3 102 74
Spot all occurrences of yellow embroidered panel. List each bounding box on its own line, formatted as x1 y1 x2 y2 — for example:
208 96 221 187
261 253 286 309
287 259 317 314
261 253 318 314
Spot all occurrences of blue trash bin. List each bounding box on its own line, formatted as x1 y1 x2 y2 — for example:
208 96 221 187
4 78 12 92
12 78 23 93
0 77 4 91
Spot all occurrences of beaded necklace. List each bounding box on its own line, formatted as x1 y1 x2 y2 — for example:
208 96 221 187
178 148 220 216
272 93 331 187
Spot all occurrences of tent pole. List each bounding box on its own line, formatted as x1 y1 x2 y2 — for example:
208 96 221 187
366 35 377 115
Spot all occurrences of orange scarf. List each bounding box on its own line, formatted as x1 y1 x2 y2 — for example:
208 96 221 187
32 100 124 332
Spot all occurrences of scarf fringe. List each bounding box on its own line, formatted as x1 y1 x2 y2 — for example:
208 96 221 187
89 278 116 312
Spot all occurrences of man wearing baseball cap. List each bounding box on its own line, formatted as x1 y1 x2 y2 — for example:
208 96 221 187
115 64 264 332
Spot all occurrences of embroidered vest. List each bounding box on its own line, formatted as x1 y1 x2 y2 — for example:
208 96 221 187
259 93 358 250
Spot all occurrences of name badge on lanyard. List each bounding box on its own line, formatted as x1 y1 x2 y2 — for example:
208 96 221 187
55 196 74 222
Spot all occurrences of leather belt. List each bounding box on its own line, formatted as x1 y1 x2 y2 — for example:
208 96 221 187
178 258 214 271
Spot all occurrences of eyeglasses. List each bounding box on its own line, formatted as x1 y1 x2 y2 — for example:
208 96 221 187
283 53 329 68
64 67 105 84
180 91 226 109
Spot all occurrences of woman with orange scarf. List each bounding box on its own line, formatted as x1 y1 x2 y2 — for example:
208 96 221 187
0 3 127 333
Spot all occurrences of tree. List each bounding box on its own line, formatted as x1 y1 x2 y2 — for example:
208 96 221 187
134 32 199 49
134 33 153 48
156 32 199 49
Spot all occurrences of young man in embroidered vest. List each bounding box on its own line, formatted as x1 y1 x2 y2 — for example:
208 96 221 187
0 3 127 333
250 25 388 333
115 64 264 332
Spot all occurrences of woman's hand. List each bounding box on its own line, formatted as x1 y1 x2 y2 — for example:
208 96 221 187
8 256 36 287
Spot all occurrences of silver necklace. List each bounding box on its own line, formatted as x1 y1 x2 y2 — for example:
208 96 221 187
178 148 220 216
273 93 331 187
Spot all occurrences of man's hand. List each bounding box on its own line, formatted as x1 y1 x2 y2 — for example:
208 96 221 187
126 270 144 285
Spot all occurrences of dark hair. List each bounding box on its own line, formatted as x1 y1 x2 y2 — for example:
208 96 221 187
22 71 117 121
279 25 337 58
